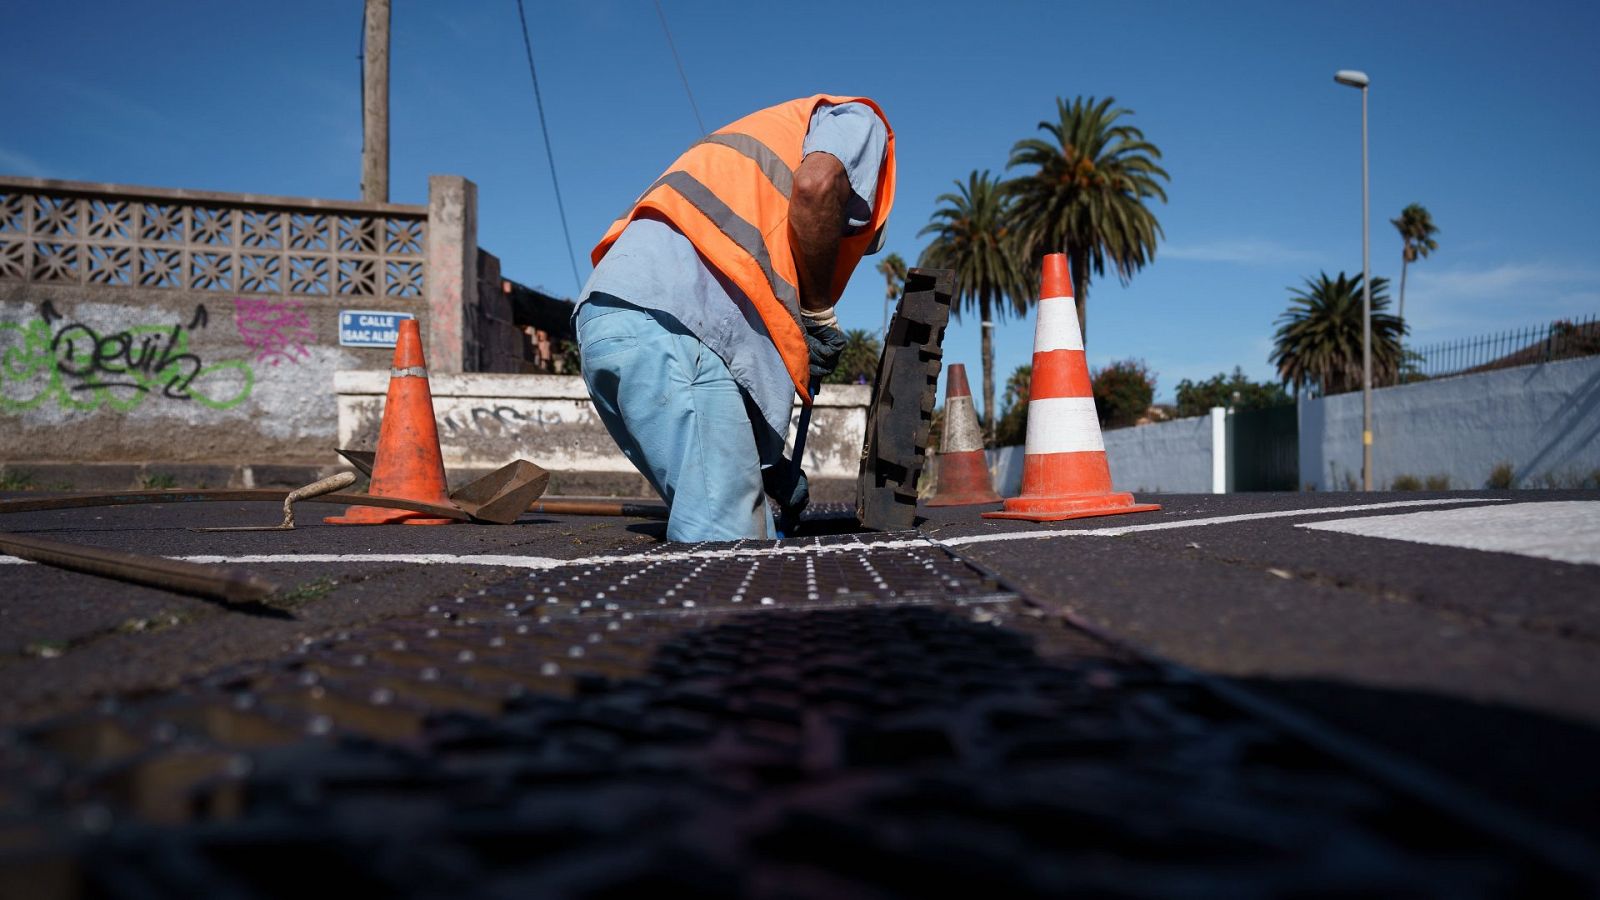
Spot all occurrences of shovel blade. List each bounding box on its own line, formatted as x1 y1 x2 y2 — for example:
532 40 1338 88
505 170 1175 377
336 448 377 478
450 460 550 524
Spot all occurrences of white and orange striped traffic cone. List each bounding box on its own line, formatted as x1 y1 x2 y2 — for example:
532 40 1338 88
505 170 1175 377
983 253 1161 523
926 363 1001 507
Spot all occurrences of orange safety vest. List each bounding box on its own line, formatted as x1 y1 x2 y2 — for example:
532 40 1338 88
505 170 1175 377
592 94 897 405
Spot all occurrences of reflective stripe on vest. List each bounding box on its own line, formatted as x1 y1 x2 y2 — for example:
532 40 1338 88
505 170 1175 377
700 133 794 199
593 94 897 404
653 170 802 322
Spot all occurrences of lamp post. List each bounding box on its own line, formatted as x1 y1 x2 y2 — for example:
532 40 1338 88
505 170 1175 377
1334 69 1372 491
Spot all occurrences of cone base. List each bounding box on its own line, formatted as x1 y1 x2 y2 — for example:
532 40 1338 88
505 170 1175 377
982 492 1161 522
925 451 1001 507
324 505 459 526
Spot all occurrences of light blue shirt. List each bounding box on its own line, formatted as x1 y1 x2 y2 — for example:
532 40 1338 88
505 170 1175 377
578 101 888 456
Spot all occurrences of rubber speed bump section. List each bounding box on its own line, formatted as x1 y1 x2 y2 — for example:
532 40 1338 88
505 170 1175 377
856 267 953 531
984 253 1159 523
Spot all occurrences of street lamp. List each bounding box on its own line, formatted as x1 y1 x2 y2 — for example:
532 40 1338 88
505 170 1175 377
1334 68 1372 491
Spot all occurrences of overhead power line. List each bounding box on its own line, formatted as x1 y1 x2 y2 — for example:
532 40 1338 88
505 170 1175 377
652 0 706 136
514 0 583 295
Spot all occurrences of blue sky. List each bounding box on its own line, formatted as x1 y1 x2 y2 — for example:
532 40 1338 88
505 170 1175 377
5 0 1597 405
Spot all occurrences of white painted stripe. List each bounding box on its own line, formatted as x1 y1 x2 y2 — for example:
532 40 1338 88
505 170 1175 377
942 396 984 453
0 539 937 571
1297 501 1600 565
179 553 570 569
1023 397 1104 454
0 500 1520 576
937 498 1511 546
1033 296 1084 353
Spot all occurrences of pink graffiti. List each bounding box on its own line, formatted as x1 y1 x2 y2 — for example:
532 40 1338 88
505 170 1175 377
233 297 316 367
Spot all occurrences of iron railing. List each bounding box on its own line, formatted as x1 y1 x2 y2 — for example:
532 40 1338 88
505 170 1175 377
1406 314 1600 380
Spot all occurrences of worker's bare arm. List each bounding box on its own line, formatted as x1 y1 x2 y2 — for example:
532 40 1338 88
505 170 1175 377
789 151 852 313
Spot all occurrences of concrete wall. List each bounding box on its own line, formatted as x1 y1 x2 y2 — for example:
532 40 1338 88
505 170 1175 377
0 282 393 468
1299 354 1600 490
336 373 870 498
0 175 527 486
1105 414 1219 493
986 413 1219 496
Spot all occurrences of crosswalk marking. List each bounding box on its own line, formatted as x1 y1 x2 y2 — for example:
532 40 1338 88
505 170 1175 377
1297 501 1600 565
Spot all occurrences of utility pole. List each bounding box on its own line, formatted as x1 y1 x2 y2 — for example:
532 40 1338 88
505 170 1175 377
361 0 390 203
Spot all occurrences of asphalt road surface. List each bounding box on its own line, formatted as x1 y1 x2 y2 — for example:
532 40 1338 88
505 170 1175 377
2 489 1597 895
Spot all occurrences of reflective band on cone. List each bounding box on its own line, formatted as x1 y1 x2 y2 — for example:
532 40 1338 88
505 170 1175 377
927 363 1001 507
983 253 1161 523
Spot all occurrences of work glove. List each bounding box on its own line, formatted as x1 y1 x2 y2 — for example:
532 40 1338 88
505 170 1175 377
801 306 846 380
763 457 810 536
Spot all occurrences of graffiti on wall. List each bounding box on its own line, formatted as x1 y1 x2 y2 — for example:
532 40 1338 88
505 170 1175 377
0 301 254 413
441 405 566 435
234 297 316 366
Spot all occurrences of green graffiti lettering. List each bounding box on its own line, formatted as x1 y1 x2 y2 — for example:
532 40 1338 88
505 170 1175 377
0 305 255 413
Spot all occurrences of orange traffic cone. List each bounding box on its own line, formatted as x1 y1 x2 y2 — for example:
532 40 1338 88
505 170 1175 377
983 253 1161 523
325 319 461 526
926 364 1001 507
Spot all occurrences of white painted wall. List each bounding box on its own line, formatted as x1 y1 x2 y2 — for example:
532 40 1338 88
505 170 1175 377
1299 355 1600 490
336 372 871 482
1105 414 1218 493
987 412 1219 495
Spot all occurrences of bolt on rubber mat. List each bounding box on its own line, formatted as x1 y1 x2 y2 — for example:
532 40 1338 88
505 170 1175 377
0 541 1592 896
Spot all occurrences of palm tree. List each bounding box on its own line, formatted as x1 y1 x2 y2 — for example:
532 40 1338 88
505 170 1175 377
994 363 1032 447
874 252 907 340
1271 272 1406 396
918 170 1031 442
1390 203 1439 326
1006 96 1169 344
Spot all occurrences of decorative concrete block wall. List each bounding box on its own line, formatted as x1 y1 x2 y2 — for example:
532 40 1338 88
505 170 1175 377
0 177 430 472
0 175 537 485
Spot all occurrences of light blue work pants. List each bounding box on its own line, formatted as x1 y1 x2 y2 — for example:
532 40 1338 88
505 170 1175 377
576 297 775 542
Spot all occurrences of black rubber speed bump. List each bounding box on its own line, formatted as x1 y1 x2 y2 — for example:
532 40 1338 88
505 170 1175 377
856 267 953 531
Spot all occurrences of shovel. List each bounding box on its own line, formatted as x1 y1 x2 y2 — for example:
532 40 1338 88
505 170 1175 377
449 459 550 524
336 450 550 525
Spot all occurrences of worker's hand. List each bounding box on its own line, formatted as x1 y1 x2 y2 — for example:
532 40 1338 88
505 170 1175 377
802 308 847 380
763 458 810 535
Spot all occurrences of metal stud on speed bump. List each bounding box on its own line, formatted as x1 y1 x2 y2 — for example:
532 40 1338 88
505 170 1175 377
984 253 1161 522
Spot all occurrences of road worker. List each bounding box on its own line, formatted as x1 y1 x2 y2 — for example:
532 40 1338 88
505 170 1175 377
574 95 895 541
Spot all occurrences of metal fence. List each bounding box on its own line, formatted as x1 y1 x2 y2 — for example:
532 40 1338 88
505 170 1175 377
1407 314 1600 380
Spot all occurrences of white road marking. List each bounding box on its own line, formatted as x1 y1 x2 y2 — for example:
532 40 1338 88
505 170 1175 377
0 539 934 571
1297 501 1600 565
179 553 572 569
0 499 1520 573
937 497 1509 546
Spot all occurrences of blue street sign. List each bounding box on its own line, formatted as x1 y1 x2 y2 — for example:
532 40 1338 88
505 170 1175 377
338 310 415 348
